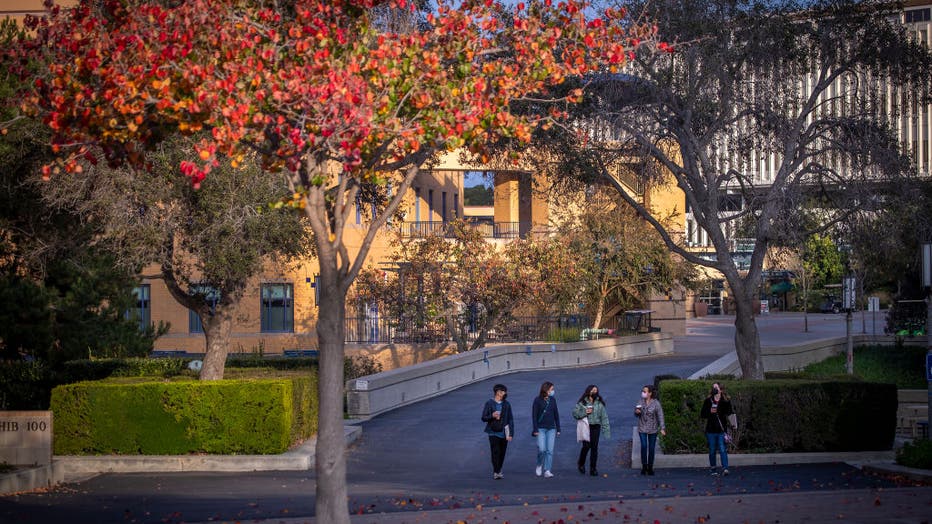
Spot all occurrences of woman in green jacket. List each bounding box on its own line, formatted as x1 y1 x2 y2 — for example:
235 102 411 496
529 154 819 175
572 384 611 476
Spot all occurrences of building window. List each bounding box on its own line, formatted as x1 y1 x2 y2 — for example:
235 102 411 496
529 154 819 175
453 193 458 218
188 285 220 334
126 284 150 331
414 187 420 222
441 191 447 222
905 8 931 24
355 197 362 225
313 274 321 307
261 283 294 332
428 189 434 222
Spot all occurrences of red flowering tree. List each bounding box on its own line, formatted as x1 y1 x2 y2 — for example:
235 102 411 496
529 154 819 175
13 0 645 520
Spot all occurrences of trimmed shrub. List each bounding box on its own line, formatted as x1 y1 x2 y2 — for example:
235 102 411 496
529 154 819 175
227 356 316 370
897 439 932 470
51 375 317 455
58 358 190 383
0 360 52 410
345 354 383 380
659 379 897 454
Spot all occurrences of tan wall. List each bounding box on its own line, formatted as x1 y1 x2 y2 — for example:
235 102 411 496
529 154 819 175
345 343 459 371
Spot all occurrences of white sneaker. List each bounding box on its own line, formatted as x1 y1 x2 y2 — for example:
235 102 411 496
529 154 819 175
535 465 542 476
544 470 554 478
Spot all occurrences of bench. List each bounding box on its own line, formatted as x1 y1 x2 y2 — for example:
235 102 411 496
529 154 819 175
150 350 186 358
283 349 319 358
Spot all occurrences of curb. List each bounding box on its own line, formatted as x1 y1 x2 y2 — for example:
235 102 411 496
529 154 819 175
1 425 362 494
630 426 895 468
247 487 932 524
861 462 932 484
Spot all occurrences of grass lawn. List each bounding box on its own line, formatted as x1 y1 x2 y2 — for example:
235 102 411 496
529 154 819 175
800 344 927 388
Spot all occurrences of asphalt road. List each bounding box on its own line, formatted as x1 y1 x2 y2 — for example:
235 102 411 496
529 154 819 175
1 313 920 524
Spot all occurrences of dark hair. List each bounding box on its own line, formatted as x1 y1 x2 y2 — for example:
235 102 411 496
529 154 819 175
643 384 658 400
539 381 554 399
578 384 605 405
493 384 507 394
708 382 730 401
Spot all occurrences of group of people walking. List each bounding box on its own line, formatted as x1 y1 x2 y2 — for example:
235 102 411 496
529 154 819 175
481 380 735 479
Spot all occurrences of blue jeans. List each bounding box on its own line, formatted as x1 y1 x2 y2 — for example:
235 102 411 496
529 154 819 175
706 432 728 468
536 428 557 471
638 432 658 468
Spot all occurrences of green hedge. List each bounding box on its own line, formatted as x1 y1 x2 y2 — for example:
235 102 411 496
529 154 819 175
659 379 897 454
0 360 52 410
60 358 191 382
51 375 317 455
897 439 932 470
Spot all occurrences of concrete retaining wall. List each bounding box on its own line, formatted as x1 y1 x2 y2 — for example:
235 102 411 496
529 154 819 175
630 428 894 468
689 335 922 379
346 333 673 418
0 464 62 495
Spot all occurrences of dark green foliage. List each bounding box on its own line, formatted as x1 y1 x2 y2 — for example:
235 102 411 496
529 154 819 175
463 184 493 206
897 439 932 470
343 354 383 380
652 374 680 395
59 358 190 383
3 355 377 411
659 379 897 454
0 360 52 410
51 376 317 455
227 356 316 370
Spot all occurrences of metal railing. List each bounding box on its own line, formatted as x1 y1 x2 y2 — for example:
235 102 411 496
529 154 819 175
344 315 596 344
400 221 532 239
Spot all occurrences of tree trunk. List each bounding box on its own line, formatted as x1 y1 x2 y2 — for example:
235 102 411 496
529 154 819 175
803 285 809 333
199 310 233 381
314 270 350 524
592 295 605 329
732 287 765 380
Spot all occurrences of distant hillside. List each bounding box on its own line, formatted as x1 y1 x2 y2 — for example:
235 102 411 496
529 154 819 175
464 185 493 206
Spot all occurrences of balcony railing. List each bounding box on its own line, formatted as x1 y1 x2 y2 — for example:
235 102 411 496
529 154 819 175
401 221 533 239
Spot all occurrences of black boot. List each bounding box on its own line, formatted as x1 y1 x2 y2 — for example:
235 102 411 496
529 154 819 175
590 468 598 476
647 465 655 476
640 465 647 475
578 463 585 474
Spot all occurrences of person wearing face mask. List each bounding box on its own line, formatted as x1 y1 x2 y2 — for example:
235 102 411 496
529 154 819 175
572 384 611 476
481 384 514 480
531 381 561 478
634 384 665 475
700 382 733 476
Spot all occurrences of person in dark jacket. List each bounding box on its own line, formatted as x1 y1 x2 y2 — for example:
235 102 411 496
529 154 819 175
531 381 561 478
481 383 514 479
700 382 733 476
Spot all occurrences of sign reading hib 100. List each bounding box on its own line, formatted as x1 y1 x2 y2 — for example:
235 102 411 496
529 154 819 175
0 411 53 466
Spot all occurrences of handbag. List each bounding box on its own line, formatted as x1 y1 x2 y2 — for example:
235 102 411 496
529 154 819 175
715 409 736 447
576 417 590 443
727 413 738 429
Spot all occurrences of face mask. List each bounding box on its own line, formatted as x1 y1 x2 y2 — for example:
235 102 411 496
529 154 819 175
548 389 555 397
641 392 649 399
501 393 507 400
713 387 720 394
